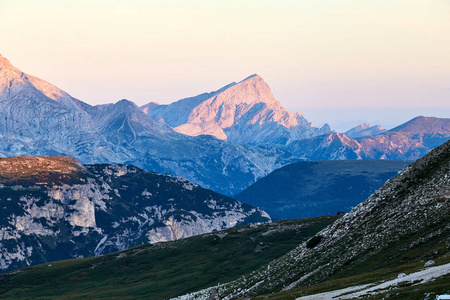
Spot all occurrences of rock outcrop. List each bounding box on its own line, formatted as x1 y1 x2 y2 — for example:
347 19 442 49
0 156 270 273
144 74 331 146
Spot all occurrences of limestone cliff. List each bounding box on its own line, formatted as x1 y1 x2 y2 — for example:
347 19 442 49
0 156 270 273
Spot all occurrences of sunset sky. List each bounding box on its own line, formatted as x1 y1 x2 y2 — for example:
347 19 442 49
1 0 449 131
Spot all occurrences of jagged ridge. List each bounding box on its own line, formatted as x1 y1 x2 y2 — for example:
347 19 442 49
144 74 331 146
0 54 298 196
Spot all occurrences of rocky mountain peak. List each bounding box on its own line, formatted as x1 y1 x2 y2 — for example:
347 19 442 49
115 99 140 110
160 74 331 145
0 54 27 89
0 53 15 70
358 122 371 130
141 102 160 115
0 54 78 108
214 73 281 109
345 123 386 139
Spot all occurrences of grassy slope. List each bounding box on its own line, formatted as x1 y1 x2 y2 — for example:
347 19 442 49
0 216 339 300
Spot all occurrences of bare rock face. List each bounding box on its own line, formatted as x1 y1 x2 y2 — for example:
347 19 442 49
0 157 270 273
144 74 331 146
286 132 366 160
0 54 116 163
0 54 297 196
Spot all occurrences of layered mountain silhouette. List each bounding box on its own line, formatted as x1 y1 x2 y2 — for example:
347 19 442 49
0 54 296 195
287 116 450 160
1 53 449 195
143 74 331 146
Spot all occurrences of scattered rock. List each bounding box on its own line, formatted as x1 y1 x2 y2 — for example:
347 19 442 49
424 260 435 267
209 288 219 300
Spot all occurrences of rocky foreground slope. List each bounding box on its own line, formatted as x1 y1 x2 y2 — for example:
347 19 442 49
0 156 269 273
180 139 450 299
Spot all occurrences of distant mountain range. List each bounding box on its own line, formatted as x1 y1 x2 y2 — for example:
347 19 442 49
235 159 410 219
0 156 269 273
286 116 450 160
345 122 386 138
1 53 449 195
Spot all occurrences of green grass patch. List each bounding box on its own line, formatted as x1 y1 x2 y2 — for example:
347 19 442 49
0 215 339 300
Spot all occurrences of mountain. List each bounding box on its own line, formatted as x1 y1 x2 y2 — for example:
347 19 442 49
345 122 386 138
0 54 114 162
358 116 450 159
0 54 297 196
2 54 449 195
286 132 365 160
287 116 450 160
182 139 450 299
0 216 339 300
143 74 331 146
235 159 410 220
0 156 270 273
77 98 298 196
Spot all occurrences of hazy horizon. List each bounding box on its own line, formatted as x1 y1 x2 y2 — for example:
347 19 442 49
1 0 449 131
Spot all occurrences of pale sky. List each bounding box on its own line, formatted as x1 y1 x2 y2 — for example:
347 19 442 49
1 0 449 130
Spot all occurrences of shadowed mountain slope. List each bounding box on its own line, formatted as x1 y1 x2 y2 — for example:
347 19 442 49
236 159 410 220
